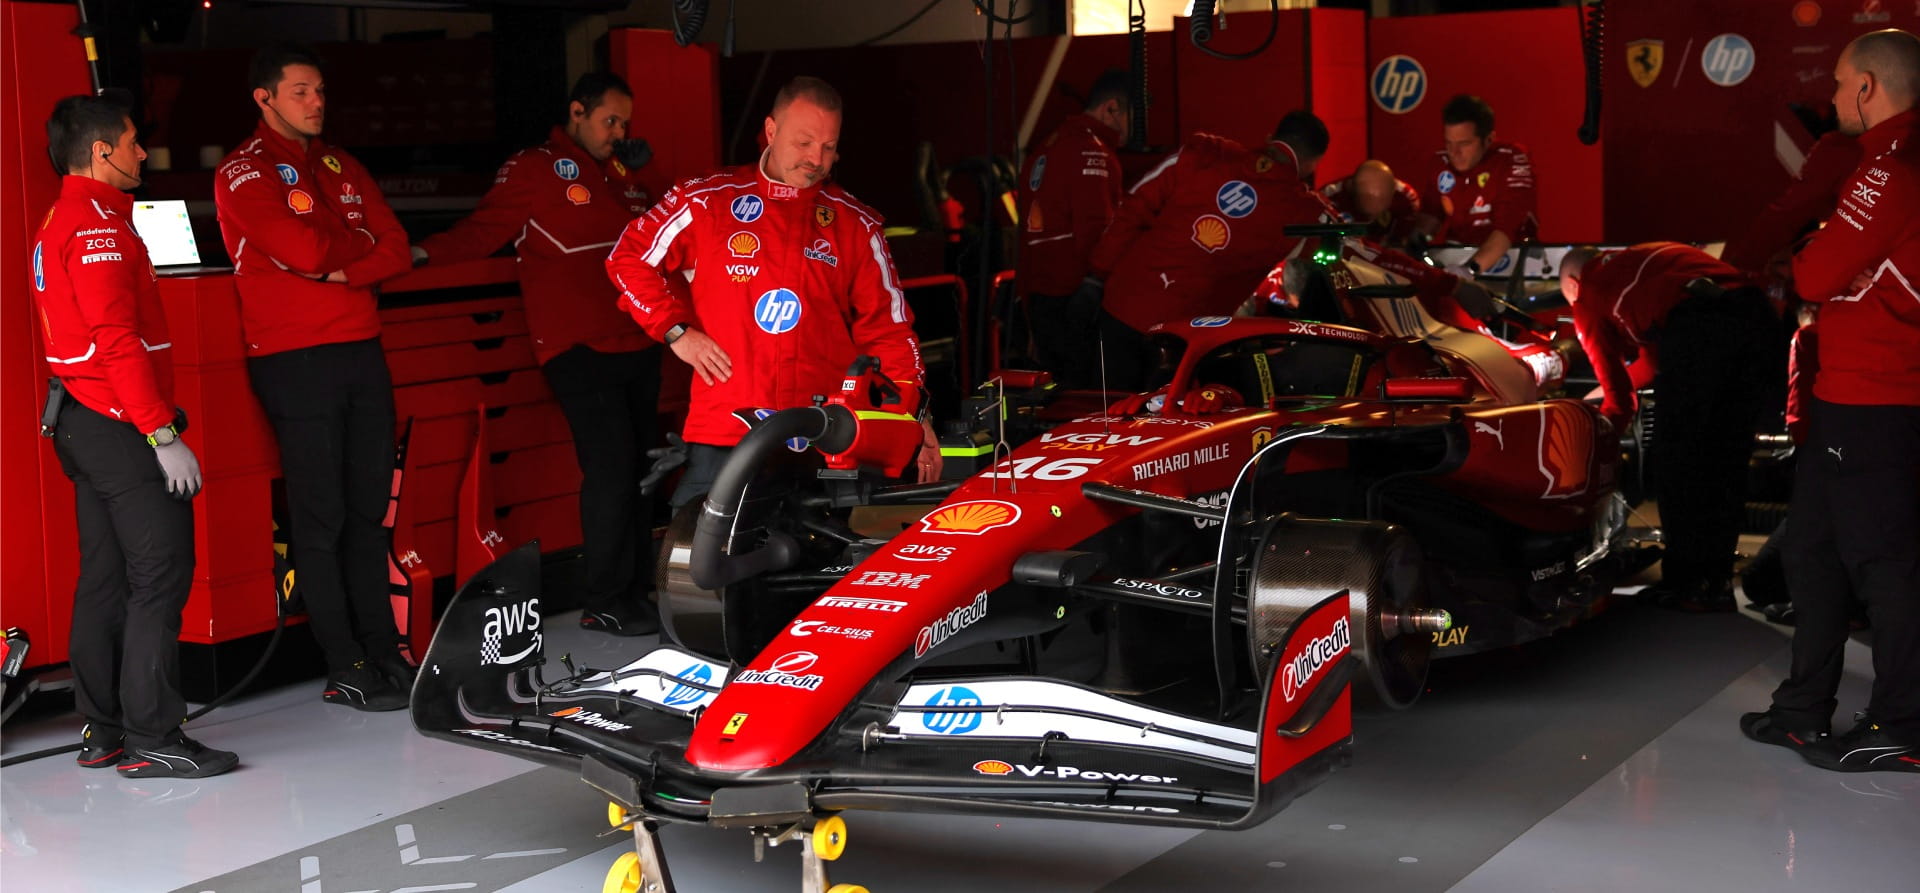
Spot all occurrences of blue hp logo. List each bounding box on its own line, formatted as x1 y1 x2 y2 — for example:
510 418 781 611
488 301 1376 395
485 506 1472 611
921 685 983 734
754 288 803 334
1436 170 1456 195
662 664 713 707
275 164 299 185
32 243 45 291
1700 34 1754 87
732 195 765 223
1190 316 1232 328
1371 55 1426 114
1216 180 1258 219
1029 155 1047 191
553 158 580 180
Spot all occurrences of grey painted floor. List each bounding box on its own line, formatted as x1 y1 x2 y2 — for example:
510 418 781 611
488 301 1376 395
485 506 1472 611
5 590 1916 893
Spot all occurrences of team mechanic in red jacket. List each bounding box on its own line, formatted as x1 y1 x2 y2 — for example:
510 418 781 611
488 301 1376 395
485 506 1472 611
416 72 668 637
213 44 415 712
1745 29 1920 775
607 76 937 507
1722 131 1863 274
1321 159 1421 250
33 93 237 778
1415 95 1538 277
1075 111 1337 391
1559 243 1778 613
1017 69 1130 387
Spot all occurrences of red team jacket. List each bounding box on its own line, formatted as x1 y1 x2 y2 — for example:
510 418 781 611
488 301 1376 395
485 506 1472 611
1418 141 1538 247
1089 134 1335 334
1572 241 1749 427
1791 109 1920 406
607 163 925 447
1017 113 1125 296
1320 173 1421 246
214 122 412 356
419 127 658 364
1722 132 1861 273
31 176 176 434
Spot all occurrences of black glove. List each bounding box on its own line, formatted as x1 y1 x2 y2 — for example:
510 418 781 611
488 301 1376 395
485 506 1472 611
1068 276 1105 322
639 432 687 496
612 138 653 171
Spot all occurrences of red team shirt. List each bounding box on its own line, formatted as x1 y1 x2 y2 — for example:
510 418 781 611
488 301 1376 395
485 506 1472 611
1418 141 1538 247
1572 241 1750 426
1016 113 1125 296
1723 131 1862 273
1320 174 1421 246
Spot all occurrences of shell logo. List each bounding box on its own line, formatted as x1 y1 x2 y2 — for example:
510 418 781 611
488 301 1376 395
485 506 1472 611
1026 201 1044 233
1538 404 1594 498
286 189 314 214
920 500 1022 536
1191 214 1230 253
973 760 1014 776
550 707 583 717
728 231 761 258
565 184 591 206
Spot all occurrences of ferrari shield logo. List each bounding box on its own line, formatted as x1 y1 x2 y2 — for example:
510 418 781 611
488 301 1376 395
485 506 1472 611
1628 39 1664 88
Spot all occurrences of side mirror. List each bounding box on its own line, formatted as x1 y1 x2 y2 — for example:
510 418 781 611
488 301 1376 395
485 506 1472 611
1383 377 1473 401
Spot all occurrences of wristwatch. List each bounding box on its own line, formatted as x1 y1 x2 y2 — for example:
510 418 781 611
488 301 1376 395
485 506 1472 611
1464 259 1482 276
147 423 178 448
664 324 689 345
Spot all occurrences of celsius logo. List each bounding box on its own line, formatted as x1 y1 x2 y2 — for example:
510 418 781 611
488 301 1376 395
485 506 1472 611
1701 34 1755 87
1371 55 1426 114
736 651 824 691
754 288 802 334
914 592 989 658
731 194 765 222
1280 617 1351 703
662 663 714 707
480 598 542 665
920 685 983 734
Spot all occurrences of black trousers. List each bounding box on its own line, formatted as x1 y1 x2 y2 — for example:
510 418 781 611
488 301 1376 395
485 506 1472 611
248 338 399 672
542 345 663 610
53 400 195 748
1095 312 1157 395
1650 292 1781 588
1772 399 1920 736
1026 292 1098 388
669 444 733 510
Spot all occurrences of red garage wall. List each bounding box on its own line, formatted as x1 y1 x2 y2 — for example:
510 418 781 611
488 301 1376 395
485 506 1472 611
1368 7 1604 243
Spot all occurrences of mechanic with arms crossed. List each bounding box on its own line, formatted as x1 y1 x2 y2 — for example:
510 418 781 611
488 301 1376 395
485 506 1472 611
1074 110 1338 391
33 92 238 778
1559 243 1777 613
1743 28 1920 774
416 72 668 637
1414 94 1537 277
214 43 416 711
608 76 939 507
1018 69 1131 388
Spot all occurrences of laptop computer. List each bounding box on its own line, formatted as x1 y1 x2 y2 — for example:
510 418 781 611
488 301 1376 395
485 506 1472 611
131 199 227 276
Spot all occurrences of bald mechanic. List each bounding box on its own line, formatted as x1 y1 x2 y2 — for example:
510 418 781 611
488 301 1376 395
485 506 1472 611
1743 29 1920 774
1076 111 1338 391
1560 244 1776 613
607 77 938 507
1321 160 1421 250
1415 95 1538 277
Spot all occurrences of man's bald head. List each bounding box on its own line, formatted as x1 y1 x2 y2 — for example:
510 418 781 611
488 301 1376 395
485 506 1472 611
1352 160 1397 220
1837 29 1920 133
1559 246 1603 303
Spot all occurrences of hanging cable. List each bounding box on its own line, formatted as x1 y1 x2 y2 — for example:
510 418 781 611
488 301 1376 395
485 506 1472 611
1189 0 1279 62
855 0 946 47
1127 0 1148 151
1577 0 1606 146
971 0 1035 25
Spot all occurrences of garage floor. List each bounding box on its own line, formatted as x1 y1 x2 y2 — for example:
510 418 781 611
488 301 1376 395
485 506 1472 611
4 575 1916 892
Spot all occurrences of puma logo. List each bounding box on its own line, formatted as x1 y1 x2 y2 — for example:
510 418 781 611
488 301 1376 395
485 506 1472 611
1159 272 1175 289
1473 419 1505 449
1828 446 1844 462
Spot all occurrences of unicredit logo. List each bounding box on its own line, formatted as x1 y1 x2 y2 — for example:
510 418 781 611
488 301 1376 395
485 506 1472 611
914 592 989 658
771 651 817 673
1280 617 1351 703
735 650 825 691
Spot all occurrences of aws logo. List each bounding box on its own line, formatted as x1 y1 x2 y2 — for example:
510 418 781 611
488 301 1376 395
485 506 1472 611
480 597 542 666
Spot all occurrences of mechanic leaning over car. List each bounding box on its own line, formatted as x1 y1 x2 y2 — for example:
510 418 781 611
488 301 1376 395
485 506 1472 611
608 76 940 508
1017 69 1131 389
1742 28 1920 775
1321 159 1421 251
33 92 239 779
415 72 668 638
1559 243 1779 614
1075 110 1338 392
1413 94 1537 277
214 42 416 712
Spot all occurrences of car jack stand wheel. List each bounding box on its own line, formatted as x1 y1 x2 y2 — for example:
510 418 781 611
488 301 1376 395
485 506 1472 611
603 852 640 893
801 815 857 893
605 818 675 893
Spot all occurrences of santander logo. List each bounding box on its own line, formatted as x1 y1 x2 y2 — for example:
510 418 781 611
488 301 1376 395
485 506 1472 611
1279 617 1351 703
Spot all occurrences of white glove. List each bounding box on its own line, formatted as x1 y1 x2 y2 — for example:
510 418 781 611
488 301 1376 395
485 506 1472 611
154 440 202 500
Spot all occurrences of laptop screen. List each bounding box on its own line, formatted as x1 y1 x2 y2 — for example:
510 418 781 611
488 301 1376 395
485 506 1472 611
130 200 201 267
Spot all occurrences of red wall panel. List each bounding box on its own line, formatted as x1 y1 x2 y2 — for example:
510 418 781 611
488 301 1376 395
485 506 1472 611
612 28 723 190
1368 8 1604 242
1173 11 1312 152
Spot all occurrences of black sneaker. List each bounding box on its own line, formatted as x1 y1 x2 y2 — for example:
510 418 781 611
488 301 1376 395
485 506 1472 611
323 662 410 712
1802 715 1920 773
1651 579 1736 614
1740 709 1829 754
369 650 418 692
579 602 659 637
76 723 124 769
116 735 238 779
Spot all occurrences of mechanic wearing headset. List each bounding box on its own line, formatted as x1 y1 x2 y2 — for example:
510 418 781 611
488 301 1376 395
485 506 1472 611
415 72 668 638
1413 95 1537 278
1321 159 1422 251
214 43 415 712
33 92 237 778
1744 29 1920 774
1074 111 1339 392
1017 69 1131 388
1559 243 1777 614
608 76 940 507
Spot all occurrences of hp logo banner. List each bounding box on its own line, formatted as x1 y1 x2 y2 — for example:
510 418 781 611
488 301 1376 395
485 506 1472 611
1371 55 1426 114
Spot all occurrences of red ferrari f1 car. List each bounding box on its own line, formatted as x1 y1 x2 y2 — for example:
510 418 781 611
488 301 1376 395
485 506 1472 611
411 231 1658 893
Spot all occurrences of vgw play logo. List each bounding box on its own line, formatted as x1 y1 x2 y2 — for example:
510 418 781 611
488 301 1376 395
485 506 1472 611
1371 55 1426 114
